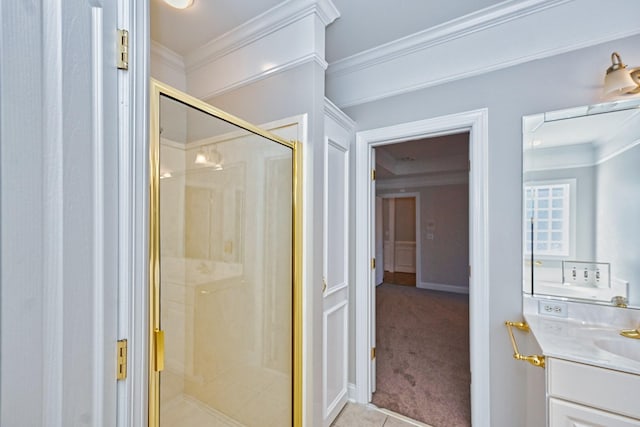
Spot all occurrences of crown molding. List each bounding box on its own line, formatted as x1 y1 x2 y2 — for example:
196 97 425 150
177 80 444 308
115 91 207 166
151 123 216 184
324 98 356 131
185 0 339 73
326 0 640 108
193 53 327 101
328 0 570 77
150 40 185 72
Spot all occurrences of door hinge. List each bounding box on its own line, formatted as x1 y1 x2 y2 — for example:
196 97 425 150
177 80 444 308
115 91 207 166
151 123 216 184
371 347 376 360
371 169 376 181
116 339 127 380
117 29 129 70
371 258 376 269
468 160 471 172
468 265 471 278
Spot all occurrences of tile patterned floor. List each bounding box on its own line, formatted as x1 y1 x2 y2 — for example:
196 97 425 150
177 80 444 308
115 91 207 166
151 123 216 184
331 403 431 427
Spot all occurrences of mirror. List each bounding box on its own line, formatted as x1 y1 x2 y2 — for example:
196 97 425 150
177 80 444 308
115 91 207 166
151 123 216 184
522 98 640 308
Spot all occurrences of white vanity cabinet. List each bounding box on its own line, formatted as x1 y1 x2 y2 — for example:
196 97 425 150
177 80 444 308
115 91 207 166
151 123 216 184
547 358 640 426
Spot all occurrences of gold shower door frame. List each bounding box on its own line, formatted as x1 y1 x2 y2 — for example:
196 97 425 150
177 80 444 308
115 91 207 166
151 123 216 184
148 79 303 427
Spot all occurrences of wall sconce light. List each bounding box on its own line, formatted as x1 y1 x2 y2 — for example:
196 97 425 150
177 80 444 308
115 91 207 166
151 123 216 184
163 0 194 9
194 145 223 170
603 52 640 96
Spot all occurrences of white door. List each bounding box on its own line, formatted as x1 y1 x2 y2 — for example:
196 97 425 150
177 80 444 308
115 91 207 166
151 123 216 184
322 110 352 426
0 1 121 425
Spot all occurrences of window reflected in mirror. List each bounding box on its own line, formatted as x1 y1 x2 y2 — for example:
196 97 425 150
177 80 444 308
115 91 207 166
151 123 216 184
522 99 640 308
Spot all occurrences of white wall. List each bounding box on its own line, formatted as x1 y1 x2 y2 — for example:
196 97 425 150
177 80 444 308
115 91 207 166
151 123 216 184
378 185 470 290
342 33 640 427
151 41 187 92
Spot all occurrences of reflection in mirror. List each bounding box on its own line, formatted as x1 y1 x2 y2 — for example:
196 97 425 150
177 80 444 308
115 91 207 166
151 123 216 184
157 93 294 426
523 99 640 308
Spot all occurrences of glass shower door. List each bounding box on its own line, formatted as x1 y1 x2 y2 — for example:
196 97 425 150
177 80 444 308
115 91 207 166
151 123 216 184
149 81 300 427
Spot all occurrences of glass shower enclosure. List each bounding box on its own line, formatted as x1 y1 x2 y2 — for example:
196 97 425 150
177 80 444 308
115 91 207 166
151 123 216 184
148 80 301 427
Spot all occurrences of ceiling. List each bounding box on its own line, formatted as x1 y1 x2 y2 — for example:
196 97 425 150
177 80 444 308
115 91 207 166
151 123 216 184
150 0 483 179
150 0 506 63
524 108 640 150
375 133 469 179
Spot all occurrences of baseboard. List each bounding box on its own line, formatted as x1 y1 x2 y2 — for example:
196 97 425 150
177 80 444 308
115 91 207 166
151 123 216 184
347 383 358 402
418 281 469 294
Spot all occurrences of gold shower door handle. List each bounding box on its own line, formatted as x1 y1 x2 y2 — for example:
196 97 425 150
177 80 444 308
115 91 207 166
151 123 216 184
154 329 165 372
505 321 545 368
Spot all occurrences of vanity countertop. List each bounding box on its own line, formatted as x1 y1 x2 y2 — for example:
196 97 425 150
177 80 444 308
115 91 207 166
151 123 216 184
523 296 640 376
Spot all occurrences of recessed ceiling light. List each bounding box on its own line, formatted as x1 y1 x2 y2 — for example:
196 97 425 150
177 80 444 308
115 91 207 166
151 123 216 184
532 140 542 147
163 0 194 9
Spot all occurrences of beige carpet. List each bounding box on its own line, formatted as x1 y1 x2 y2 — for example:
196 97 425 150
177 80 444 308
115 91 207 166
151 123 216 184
372 284 470 427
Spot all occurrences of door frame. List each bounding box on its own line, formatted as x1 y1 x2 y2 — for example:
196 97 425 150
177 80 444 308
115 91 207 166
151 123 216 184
377 193 421 284
354 109 489 425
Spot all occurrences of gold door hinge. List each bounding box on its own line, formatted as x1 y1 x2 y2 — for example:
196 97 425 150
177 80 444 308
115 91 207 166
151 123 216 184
116 339 127 380
371 169 376 180
117 29 129 70
154 329 165 372
371 258 376 269
371 347 376 360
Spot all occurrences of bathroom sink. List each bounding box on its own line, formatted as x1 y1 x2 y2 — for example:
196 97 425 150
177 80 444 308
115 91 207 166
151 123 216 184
594 338 640 363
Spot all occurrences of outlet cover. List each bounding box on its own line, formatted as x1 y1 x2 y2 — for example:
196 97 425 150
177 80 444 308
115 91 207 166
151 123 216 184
538 300 568 318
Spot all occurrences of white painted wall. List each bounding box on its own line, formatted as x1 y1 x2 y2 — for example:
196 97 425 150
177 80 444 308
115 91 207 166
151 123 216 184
342 33 640 427
151 41 187 92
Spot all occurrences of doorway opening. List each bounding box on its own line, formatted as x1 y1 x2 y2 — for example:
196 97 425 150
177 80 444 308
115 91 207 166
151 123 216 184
354 109 490 426
377 195 420 287
372 135 470 426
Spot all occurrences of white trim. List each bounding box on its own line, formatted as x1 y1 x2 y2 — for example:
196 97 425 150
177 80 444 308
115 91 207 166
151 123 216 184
354 109 490 426
329 0 570 77
192 53 327 102
122 0 150 425
150 40 185 73
347 383 357 402
324 97 356 131
322 300 349 421
371 405 431 427
376 192 421 286
185 0 338 72
325 282 349 298
418 282 470 294
91 8 106 424
327 0 640 107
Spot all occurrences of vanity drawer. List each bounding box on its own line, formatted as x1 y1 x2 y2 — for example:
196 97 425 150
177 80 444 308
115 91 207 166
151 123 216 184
550 398 640 427
548 358 640 420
